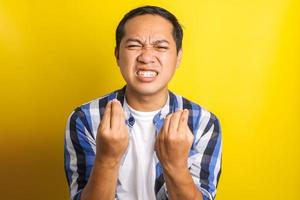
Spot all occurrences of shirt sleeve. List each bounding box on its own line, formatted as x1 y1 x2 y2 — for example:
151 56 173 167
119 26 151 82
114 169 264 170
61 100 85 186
64 108 96 200
188 110 222 200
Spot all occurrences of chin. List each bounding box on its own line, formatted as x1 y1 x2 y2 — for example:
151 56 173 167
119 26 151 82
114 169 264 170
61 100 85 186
128 84 167 96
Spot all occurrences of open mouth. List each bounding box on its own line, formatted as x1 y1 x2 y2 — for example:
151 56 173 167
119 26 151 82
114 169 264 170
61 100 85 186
135 70 158 78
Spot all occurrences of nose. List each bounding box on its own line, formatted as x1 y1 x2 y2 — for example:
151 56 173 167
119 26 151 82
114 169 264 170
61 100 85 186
137 47 155 64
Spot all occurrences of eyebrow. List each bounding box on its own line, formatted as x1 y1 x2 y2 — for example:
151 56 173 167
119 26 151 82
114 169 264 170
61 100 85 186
124 38 143 44
124 38 170 45
151 40 170 45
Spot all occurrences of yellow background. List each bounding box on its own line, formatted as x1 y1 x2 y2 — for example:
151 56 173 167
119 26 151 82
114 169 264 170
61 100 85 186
0 0 299 199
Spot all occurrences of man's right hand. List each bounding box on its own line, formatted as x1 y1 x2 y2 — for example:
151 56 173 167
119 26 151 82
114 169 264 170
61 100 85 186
80 99 129 200
96 99 129 167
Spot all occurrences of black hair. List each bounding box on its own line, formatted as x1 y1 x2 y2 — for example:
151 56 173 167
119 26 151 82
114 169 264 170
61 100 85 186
115 5 183 54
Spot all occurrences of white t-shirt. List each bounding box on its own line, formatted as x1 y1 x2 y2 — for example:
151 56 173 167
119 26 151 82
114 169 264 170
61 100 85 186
116 100 160 200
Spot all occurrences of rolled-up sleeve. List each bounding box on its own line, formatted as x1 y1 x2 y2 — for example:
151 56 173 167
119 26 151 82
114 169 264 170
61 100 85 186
189 110 222 200
64 108 96 200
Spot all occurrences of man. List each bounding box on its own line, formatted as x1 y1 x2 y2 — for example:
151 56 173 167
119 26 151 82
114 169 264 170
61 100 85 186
64 5 222 200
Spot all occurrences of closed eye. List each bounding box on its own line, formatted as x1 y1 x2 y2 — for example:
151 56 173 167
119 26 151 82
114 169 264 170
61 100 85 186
126 45 142 50
155 46 169 51
157 46 168 49
127 45 141 47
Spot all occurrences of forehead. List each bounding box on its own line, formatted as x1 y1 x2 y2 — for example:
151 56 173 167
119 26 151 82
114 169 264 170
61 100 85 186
123 14 174 40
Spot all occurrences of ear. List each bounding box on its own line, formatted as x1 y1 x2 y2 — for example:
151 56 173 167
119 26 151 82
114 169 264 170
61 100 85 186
115 47 119 58
176 49 183 68
114 46 120 66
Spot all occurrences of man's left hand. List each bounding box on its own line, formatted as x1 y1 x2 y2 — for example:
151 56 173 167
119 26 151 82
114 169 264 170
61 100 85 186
155 109 194 173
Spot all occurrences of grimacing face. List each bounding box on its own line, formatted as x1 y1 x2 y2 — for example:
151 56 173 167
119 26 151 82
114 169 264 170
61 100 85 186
115 14 182 97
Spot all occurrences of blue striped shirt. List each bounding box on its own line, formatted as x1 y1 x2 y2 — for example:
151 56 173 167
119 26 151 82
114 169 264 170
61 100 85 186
64 86 222 200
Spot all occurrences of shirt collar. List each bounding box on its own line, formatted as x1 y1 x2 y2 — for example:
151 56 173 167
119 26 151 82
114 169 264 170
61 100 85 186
114 85 177 132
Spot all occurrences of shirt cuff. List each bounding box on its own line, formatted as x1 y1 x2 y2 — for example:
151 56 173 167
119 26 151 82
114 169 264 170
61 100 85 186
197 185 213 200
72 190 82 200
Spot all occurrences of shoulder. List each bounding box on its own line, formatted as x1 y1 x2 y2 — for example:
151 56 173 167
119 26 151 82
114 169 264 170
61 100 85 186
67 89 119 125
73 88 121 115
65 89 121 139
171 92 221 134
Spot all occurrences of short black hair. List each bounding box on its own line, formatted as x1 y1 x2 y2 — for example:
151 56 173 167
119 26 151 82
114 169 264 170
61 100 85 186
115 5 183 54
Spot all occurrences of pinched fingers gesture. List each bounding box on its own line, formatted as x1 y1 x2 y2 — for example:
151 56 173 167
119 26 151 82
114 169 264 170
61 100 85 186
96 99 129 165
155 109 194 172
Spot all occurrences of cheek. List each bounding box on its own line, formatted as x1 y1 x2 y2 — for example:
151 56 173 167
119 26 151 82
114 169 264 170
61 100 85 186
118 53 138 76
160 54 178 69
159 56 178 78
120 50 139 63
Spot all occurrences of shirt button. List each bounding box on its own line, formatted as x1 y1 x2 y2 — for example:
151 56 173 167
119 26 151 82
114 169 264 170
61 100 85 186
128 117 135 126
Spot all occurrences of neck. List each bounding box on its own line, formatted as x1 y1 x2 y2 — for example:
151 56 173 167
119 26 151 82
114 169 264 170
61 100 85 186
125 86 168 112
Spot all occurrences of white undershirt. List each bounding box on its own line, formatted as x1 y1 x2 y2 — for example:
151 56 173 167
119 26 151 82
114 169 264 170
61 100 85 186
116 101 160 200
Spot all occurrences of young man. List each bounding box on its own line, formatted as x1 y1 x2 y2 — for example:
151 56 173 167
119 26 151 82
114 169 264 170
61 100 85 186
64 5 222 200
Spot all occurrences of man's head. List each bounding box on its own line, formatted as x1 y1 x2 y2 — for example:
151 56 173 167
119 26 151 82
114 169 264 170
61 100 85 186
115 5 183 55
114 6 183 98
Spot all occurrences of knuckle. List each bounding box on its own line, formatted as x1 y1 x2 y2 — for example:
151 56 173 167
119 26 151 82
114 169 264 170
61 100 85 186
167 134 178 142
178 134 185 141
111 134 121 141
171 112 178 118
99 127 109 135
175 110 182 116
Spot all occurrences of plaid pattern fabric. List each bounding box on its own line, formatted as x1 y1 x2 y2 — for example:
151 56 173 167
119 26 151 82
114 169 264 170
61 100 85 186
64 86 222 200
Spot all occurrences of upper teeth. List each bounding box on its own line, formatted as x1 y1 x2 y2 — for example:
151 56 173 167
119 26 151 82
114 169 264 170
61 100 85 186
136 70 157 78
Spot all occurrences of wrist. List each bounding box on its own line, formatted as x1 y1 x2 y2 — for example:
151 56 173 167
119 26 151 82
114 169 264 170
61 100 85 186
162 160 188 174
95 154 121 169
163 166 200 200
163 164 190 179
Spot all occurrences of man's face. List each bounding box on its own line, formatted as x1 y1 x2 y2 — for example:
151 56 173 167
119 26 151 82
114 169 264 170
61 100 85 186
115 14 182 97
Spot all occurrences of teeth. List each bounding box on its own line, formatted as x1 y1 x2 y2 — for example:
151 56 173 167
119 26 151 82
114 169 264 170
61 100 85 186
136 70 157 78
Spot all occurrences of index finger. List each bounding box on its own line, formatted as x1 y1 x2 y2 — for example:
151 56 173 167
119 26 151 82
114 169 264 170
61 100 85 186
100 100 112 130
110 99 122 129
178 109 189 131
162 113 172 134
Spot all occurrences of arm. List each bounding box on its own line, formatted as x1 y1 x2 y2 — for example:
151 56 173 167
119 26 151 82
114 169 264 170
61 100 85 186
155 109 222 200
65 99 129 200
80 158 120 200
81 99 129 200
155 109 203 200
163 167 203 200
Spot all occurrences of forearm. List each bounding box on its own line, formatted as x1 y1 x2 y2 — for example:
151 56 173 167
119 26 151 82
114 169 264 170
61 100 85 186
163 167 203 200
80 158 120 200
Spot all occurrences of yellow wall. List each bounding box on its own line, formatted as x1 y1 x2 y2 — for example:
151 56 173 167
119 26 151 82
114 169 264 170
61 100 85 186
0 0 299 199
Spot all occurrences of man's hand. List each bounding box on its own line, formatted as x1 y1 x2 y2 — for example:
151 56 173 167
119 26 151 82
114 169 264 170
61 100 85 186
155 109 202 200
81 100 129 200
96 99 129 167
155 109 194 173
